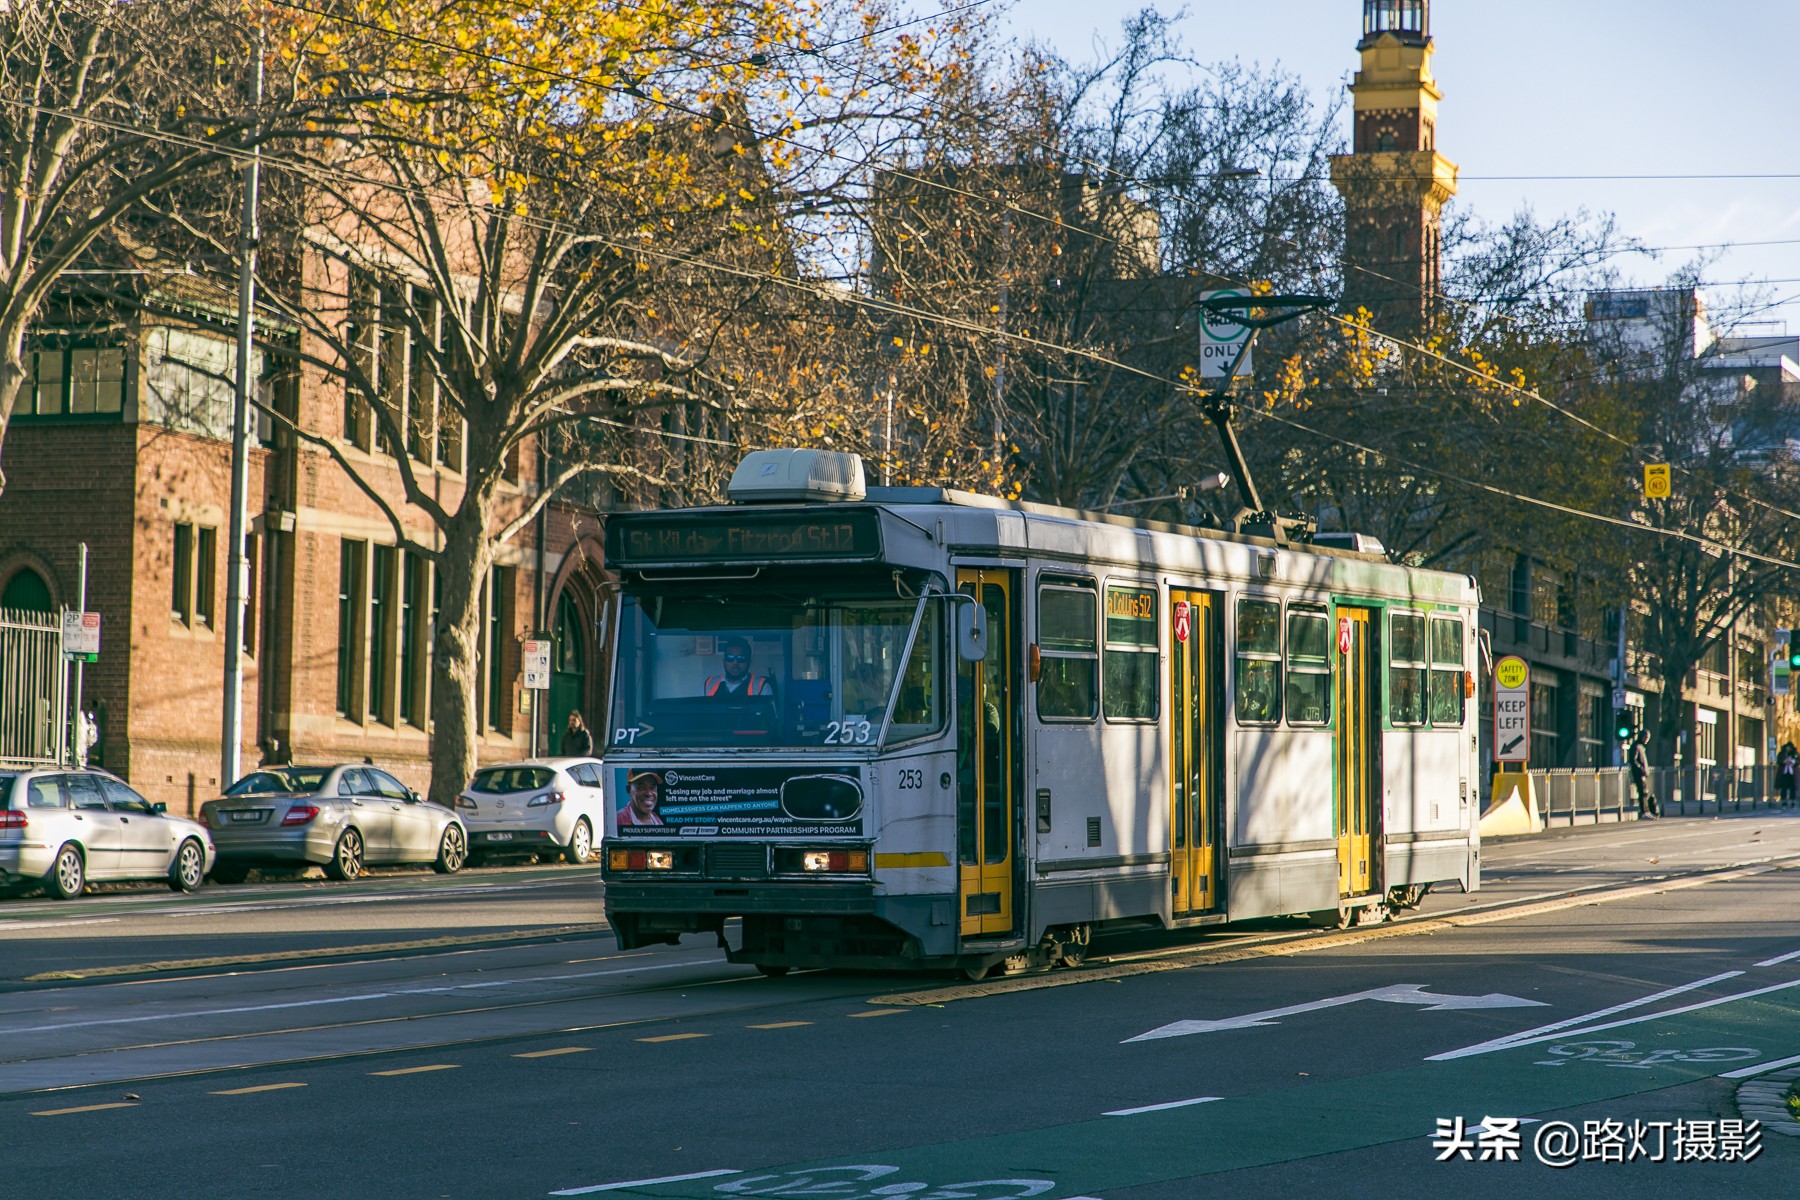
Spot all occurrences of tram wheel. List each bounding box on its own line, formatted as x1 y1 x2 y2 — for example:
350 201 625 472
754 963 790 978
1059 944 1088 968
961 963 993 982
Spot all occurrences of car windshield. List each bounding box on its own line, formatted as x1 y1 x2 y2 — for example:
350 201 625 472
226 767 330 796
470 767 555 794
610 589 944 750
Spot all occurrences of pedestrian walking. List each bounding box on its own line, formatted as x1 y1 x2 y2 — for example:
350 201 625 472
1777 742 1797 809
560 710 594 757
1630 729 1659 819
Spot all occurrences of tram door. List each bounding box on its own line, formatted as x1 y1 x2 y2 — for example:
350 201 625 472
1333 606 1379 895
1170 591 1222 916
956 569 1018 937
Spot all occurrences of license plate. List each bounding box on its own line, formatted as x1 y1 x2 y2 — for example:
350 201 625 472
228 811 263 823
486 832 513 841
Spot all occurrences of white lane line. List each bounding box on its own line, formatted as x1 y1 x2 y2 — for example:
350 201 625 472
1755 948 1800 967
1428 972 1744 1061
1104 1095 1222 1117
0 959 699 1035
1431 976 1800 1061
1721 1052 1800 1079
0 918 120 932
551 1168 742 1195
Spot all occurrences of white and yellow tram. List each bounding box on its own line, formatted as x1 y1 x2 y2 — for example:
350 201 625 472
601 449 1479 977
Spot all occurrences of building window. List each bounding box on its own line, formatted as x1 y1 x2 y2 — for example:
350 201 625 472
1578 682 1606 768
369 546 396 725
1102 584 1158 722
195 526 217 627
1285 607 1331 726
143 327 248 439
1036 581 1097 721
337 539 366 718
482 567 513 732
400 554 426 727
242 534 259 658
172 524 193 623
14 342 126 419
1530 675 1561 769
1389 610 1426 726
1234 597 1281 725
170 522 217 627
344 274 378 451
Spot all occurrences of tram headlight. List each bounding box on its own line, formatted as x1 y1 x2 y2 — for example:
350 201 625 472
645 850 675 870
607 848 678 871
789 849 870 873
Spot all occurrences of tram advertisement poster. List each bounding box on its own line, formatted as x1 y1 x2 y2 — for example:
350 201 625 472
610 766 864 837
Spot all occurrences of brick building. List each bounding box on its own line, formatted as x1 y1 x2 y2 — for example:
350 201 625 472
0 270 614 814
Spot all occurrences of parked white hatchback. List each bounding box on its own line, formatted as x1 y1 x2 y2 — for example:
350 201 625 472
456 758 605 864
0 768 215 898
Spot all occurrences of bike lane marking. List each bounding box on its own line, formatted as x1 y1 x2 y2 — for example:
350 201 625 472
601 983 1799 1198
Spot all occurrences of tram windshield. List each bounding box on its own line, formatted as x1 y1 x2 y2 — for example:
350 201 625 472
609 589 944 750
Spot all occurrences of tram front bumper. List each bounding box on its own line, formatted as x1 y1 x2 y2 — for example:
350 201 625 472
602 880 877 916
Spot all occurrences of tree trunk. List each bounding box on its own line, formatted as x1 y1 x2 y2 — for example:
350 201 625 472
0 353 25 498
429 514 490 810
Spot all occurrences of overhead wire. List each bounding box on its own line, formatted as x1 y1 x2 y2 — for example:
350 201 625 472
10 24 1799 567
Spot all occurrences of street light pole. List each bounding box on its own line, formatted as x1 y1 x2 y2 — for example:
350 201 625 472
221 30 264 789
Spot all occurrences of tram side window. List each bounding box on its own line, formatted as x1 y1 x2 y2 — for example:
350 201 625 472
1234 597 1281 724
1037 582 1098 721
1429 615 1466 725
1285 607 1331 726
1389 610 1427 726
1102 584 1159 721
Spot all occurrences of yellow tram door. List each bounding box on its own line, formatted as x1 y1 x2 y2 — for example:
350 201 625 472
1170 591 1221 916
956 569 1017 936
1333 606 1378 895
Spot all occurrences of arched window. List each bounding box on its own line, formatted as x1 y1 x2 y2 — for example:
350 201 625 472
0 567 53 613
1376 129 1398 152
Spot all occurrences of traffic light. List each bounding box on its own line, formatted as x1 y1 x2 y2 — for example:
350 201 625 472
1614 707 1635 742
1788 642 1800 672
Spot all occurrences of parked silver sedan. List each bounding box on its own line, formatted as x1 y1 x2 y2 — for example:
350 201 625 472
0 768 214 899
200 765 466 882
455 758 606 864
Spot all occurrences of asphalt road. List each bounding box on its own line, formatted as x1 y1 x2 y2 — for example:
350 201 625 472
3 811 1797 1200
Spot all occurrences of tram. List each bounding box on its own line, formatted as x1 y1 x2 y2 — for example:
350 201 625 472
600 448 1480 977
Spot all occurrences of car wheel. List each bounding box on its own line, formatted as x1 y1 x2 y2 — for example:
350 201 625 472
433 824 467 874
324 829 364 881
168 839 206 893
210 862 250 885
46 843 86 900
565 818 594 865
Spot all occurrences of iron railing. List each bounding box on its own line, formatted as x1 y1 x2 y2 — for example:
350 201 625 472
1523 764 1791 827
0 606 65 767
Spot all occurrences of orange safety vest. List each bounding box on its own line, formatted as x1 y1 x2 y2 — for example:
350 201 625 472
705 675 772 697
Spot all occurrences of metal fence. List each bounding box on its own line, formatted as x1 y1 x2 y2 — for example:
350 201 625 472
0 606 66 767
1526 764 1792 827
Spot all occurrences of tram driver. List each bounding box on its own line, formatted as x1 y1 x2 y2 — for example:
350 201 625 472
704 636 776 702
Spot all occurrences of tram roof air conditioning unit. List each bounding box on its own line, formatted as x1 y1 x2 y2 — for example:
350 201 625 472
728 448 868 504
1312 531 1386 555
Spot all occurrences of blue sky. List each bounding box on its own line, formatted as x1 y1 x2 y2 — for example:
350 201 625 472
1004 0 1800 336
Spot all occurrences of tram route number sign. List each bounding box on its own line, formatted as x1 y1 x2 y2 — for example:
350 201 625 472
1173 601 1192 643
522 639 551 690
1494 654 1530 765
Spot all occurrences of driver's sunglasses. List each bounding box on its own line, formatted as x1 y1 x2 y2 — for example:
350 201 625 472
724 653 749 663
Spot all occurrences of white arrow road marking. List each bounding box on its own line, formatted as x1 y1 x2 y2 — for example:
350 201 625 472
1426 971 1742 1061
1126 984 1548 1042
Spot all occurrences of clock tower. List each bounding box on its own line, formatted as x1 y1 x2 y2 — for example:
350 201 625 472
1329 1 1458 334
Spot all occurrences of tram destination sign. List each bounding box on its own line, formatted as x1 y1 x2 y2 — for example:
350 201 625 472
608 508 884 568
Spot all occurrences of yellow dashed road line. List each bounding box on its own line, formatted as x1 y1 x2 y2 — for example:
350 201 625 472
210 1082 307 1095
514 1047 593 1058
370 1064 461 1076
638 1033 709 1043
747 1021 812 1029
32 1102 137 1116
847 1009 908 1018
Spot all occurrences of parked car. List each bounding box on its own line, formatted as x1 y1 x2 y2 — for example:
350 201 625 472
0 768 214 899
455 758 605 864
200 764 466 882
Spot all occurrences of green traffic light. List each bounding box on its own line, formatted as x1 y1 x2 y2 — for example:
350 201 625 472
1788 646 1800 671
